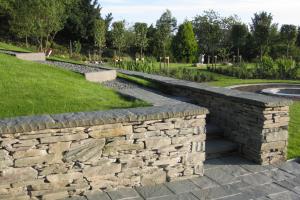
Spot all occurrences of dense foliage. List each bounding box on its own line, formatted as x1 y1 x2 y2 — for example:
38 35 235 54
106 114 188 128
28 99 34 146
208 57 300 79
115 61 215 82
1 1 300 64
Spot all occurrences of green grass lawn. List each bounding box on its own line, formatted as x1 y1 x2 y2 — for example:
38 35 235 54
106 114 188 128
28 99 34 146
0 53 149 119
0 42 32 53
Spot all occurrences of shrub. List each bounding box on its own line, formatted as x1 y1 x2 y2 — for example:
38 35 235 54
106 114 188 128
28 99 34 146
115 61 215 83
255 56 276 78
276 58 298 79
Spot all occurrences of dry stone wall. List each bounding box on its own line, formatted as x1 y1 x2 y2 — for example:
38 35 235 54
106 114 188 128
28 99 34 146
0 104 208 200
114 69 293 165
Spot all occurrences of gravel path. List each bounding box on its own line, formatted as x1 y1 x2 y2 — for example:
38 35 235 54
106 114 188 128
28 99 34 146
40 61 104 74
102 79 191 106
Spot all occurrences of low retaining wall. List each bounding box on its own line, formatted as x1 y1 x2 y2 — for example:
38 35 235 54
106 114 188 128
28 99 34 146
112 69 293 165
15 53 46 61
85 70 117 83
0 104 208 200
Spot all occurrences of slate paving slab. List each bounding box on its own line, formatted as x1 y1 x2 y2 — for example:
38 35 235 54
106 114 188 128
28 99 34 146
148 193 199 200
190 176 219 190
135 184 174 199
107 188 141 200
204 167 241 185
240 173 273 186
220 155 271 173
279 161 300 175
263 168 296 181
191 186 240 200
268 191 300 200
165 180 200 194
203 158 227 170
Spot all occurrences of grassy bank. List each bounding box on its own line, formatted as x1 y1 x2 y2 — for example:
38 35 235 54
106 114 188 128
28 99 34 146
0 42 32 52
0 53 148 119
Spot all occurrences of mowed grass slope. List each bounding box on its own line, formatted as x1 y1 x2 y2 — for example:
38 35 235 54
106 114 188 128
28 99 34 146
0 42 32 52
0 53 148 119
288 102 300 159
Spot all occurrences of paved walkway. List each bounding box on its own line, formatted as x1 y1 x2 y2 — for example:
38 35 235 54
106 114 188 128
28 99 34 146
102 79 191 106
66 156 300 200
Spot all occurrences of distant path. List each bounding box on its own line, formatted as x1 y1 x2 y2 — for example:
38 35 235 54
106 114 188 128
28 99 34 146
102 79 191 106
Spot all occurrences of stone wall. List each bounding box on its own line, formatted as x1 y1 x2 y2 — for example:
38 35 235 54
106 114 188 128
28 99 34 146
0 104 208 200
112 69 293 165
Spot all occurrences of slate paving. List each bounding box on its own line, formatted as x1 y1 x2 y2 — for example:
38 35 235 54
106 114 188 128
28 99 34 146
103 79 191 106
63 156 300 200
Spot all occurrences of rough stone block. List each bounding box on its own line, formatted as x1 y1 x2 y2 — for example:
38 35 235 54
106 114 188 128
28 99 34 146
145 138 171 149
89 124 132 138
15 53 46 61
85 70 117 83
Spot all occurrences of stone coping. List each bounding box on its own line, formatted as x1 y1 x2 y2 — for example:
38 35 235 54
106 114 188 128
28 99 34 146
0 103 208 135
96 65 293 107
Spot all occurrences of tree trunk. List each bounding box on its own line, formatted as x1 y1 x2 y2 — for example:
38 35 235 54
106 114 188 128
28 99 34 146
140 47 143 60
287 43 290 58
237 48 240 61
25 36 28 48
260 46 263 61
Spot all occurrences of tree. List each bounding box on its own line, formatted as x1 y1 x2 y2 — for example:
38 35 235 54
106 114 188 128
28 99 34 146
134 22 148 58
193 10 222 58
56 0 102 46
156 10 177 58
230 23 248 58
6 0 34 46
94 19 106 58
280 24 298 57
111 20 126 58
251 12 274 60
172 21 198 63
297 27 300 48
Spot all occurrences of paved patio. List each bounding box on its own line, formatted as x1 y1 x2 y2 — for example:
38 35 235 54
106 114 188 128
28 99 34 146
66 156 300 200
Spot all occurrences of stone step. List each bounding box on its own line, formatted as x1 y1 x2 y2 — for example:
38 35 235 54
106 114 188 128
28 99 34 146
206 139 239 160
206 124 224 140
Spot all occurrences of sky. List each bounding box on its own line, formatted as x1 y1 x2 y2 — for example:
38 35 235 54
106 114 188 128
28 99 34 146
100 0 300 27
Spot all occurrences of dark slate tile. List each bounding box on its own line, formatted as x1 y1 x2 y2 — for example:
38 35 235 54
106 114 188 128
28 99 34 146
149 193 199 200
279 162 300 175
240 173 273 186
258 183 287 196
239 186 268 199
205 167 241 185
215 193 254 200
263 169 296 182
192 186 240 200
204 158 226 170
135 185 173 200
275 177 300 193
165 180 200 194
268 191 300 200
190 176 219 190
107 188 140 200
222 165 252 177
